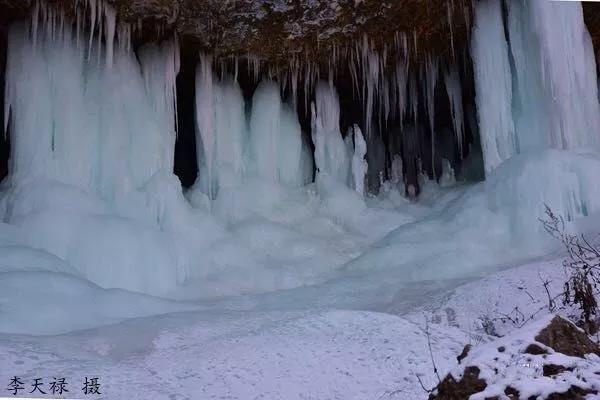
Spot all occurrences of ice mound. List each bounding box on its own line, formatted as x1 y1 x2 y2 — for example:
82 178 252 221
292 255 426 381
345 150 600 282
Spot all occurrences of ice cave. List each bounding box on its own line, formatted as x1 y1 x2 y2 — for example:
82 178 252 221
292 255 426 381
0 0 599 398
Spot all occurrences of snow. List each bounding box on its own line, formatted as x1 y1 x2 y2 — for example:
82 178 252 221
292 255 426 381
0 308 469 399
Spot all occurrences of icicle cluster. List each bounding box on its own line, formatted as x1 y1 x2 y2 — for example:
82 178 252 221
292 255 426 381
193 69 312 200
4 0 180 201
5 0 476 201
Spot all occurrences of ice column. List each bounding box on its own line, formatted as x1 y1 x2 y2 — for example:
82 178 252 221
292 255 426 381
471 0 516 175
194 63 247 198
311 82 351 184
138 37 181 176
195 54 217 199
506 0 549 153
351 124 368 196
214 79 247 188
249 81 311 187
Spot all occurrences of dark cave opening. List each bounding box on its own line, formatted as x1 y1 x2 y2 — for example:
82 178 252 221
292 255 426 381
174 46 199 189
163 44 487 194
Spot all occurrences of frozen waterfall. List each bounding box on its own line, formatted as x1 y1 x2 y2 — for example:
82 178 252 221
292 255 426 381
472 0 600 175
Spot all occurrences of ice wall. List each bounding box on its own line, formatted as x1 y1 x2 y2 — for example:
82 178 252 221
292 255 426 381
4 22 179 201
472 0 600 175
506 0 550 153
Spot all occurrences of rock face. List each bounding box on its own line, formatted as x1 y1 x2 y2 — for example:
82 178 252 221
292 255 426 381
2 0 600 69
2 0 600 67
429 366 486 400
430 316 600 400
1 0 472 64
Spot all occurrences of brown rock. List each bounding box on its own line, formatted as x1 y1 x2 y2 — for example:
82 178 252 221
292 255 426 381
535 316 600 358
429 366 486 400
504 386 519 399
546 386 598 400
523 343 548 355
457 344 471 364
542 364 573 377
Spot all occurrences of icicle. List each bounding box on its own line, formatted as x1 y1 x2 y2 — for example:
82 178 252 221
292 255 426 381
444 64 465 157
96 0 103 65
32 1 40 48
471 0 516 174
413 29 418 59
304 62 312 113
423 54 438 153
195 54 216 200
3 94 9 139
75 6 82 49
409 72 418 126
103 2 116 67
170 35 180 134
87 0 96 61
247 55 260 82
250 81 310 187
358 35 380 138
234 57 239 83
447 0 455 60
395 58 408 127
349 51 359 98
290 56 299 111
117 24 131 53
351 124 368 196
